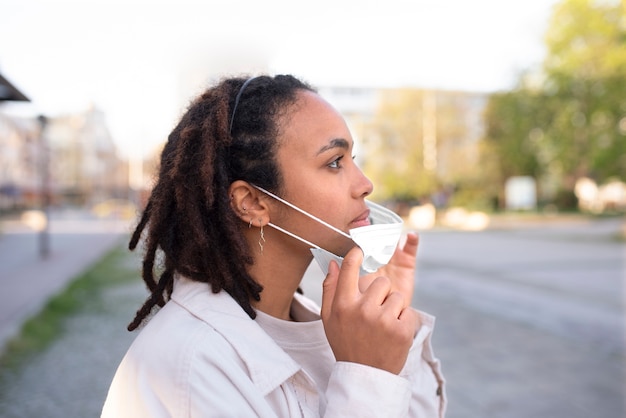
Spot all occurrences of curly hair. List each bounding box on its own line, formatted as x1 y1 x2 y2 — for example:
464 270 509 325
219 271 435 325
127 75 314 331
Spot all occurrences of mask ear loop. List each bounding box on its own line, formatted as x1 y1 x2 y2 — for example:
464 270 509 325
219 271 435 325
266 222 320 249
252 185 352 240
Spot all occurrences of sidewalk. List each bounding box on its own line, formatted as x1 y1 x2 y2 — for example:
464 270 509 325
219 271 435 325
0 214 129 353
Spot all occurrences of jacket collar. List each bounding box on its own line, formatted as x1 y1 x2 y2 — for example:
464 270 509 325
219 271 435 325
170 276 302 396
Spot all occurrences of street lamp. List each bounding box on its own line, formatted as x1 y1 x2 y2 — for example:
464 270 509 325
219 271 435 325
37 115 50 258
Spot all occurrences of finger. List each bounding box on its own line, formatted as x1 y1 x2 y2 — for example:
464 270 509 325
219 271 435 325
380 291 406 318
401 232 419 257
361 275 392 306
334 246 364 302
398 306 420 336
321 260 340 320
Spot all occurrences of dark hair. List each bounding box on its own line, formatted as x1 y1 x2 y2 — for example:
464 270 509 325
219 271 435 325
127 75 314 331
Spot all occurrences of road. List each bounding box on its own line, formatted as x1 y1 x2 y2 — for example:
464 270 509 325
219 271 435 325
414 217 625 418
301 216 625 418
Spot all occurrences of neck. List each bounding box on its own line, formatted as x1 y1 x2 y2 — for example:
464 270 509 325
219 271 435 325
245 226 313 321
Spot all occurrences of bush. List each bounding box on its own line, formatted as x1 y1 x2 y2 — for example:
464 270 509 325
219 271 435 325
553 188 579 211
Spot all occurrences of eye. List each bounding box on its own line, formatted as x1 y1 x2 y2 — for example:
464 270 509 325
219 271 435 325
328 155 344 169
327 155 356 169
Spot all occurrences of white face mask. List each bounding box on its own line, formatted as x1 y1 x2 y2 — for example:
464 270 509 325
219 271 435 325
253 186 404 276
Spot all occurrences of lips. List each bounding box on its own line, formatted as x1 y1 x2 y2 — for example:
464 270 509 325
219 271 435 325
350 208 371 228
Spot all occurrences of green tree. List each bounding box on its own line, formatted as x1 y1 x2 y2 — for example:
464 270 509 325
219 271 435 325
544 0 626 185
483 90 543 178
365 89 481 204
544 0 626 79
364 89 434 202
483 0 626 208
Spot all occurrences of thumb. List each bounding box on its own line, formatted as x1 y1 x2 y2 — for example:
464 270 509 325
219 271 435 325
321 260 340 321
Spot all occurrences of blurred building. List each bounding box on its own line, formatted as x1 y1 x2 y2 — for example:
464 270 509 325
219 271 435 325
0 115 39 210
0 72 36 211
45 106 128 205
0 105 129 211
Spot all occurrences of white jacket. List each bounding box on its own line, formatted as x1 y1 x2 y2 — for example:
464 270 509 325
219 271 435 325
102 276 446 417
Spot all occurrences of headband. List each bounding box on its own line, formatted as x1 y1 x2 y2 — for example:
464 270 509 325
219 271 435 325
229 77 257 135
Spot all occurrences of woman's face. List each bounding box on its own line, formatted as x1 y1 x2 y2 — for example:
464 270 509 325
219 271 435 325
269 90 374 257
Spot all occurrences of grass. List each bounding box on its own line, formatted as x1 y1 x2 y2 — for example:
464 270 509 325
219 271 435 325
0 244 140 370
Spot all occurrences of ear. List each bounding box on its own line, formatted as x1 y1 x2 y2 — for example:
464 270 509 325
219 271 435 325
228 180 271 227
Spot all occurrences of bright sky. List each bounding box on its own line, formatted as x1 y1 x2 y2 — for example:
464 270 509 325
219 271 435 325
0 0 561 159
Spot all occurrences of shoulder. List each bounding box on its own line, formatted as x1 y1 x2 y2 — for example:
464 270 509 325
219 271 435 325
127 299 247 378
117 279 302 397
104 300 249 417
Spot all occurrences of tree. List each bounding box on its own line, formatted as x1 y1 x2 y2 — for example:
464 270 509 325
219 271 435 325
483 90 543 179
483 0 626 208
364 89 433 202
544 0 626 80
541 0 626 184
365 89 483 205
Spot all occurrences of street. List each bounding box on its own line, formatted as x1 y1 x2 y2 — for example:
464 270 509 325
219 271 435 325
301 216 625 418
415 217 625 418
418 219 624 350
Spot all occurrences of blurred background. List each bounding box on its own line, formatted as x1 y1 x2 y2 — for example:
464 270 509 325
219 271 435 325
0 0 624 417
0 0 624 227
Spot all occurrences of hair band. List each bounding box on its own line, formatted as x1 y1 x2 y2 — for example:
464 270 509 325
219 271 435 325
229 77 257 135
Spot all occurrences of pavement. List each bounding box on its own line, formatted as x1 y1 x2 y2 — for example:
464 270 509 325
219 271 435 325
301 215 626 418
413 219 625 418
0 210 624 418
0 210 130 352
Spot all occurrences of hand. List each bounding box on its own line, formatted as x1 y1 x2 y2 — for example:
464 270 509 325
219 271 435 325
321 246 419 375
360 232 419 309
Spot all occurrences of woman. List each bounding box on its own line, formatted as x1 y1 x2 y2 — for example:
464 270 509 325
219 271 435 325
102 74 445 417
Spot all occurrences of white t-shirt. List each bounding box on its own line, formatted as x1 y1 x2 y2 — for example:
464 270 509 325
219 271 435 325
255 294 336 398
254 293 445 417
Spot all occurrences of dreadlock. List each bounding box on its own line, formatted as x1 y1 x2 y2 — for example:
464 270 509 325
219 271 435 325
127 75 314 331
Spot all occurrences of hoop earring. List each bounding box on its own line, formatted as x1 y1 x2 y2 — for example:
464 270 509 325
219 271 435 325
258 219 265 253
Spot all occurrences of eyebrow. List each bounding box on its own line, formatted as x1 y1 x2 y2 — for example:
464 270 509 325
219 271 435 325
316 138 351 155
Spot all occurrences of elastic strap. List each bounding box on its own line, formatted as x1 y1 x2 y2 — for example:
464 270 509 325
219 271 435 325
267 222 320 249
253 185 352 239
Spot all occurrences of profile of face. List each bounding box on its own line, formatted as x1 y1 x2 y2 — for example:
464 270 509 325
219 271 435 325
266 90 374 258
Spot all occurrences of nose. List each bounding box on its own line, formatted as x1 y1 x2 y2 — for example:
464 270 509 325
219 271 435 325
353 166 374 198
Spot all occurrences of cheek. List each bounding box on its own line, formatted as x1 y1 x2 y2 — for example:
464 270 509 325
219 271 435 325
302 193 346 227
273 197 350 249
283 180 341 220
302 201 354 254
277 171 351 241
